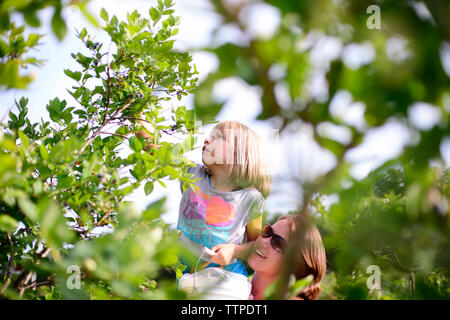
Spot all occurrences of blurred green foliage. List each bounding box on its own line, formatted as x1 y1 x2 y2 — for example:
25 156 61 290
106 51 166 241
314 164 449 299
195 0 449 299
0 0 99 90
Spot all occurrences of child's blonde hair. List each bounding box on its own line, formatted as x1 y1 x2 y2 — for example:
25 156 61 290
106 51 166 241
207 120 271 198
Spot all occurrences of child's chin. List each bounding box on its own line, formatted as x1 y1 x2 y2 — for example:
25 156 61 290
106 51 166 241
202 157 216 167
201 158 211 167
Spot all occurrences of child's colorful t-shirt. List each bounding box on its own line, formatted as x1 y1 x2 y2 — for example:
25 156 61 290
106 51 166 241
177 163 265 276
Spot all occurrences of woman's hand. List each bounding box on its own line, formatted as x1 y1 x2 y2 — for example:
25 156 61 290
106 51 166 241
210 243 236 265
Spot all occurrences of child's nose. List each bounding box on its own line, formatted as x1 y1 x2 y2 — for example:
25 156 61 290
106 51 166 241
204 137 213 145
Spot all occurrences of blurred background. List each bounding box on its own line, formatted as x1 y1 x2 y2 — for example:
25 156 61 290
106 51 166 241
1 0 449 299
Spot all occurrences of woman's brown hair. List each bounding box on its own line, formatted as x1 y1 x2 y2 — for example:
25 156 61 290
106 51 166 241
278 214 327 300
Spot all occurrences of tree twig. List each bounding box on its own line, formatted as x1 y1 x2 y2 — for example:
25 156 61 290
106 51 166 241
97 211 111 226
100 132 130 139
22 279 53 291
17 245 51 298
18 271 33 298
78 101 131 156
102 64 111 124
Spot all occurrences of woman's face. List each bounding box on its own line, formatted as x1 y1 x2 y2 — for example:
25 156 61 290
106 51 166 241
248 219 291 277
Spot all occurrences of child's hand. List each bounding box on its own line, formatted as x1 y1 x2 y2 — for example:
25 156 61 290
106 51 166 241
209 243 236 265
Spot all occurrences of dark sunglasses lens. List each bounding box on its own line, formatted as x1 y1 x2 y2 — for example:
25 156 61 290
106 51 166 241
272 236 288 253
261 224 288 253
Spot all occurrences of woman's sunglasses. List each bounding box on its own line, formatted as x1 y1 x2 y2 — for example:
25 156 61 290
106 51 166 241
261 224 288 253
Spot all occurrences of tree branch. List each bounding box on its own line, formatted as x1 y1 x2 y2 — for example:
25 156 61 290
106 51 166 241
22 279 53 291
17 245 51 298
78 101 131 156
102 64 111 124
100 132 130 139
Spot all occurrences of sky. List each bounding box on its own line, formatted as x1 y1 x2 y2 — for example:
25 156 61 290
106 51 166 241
1 0 449 230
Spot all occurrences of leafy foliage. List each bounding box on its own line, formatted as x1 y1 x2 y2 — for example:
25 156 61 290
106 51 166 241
195 0 449 299
1 0 449 300
1 2 200 299
314 164 449 299
0 0 99 90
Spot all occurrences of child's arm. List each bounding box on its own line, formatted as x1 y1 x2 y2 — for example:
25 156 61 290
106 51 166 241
210 242 255 265
245 215 262 242
210 216 262 265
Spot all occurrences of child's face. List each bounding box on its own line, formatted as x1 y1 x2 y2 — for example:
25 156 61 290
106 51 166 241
202 128 229 166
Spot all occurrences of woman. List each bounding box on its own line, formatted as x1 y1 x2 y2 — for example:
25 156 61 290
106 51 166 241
211 213 327 300
248 214 326 299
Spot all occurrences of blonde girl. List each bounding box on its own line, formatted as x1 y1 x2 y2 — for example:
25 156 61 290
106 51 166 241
177 120 271 277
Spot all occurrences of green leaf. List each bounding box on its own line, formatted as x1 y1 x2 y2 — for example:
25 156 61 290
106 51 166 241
24 10 40 27
263 278 278 300
79 27 87 39
144 181 154 195
178 61 190 73
9 111 18 124
26 33 40 47
0 215 18 232
19 96 28 108
110 15 118 27
167 15 176 26
38 198 74 257
288 275 314 299
57 175 75 189
149 7 161 24
32 180 43 195
129 136 142 152
64 69 82 82
158 40 174 53
133 163 147 179
143 196 166 221
18 129 29 148
3 190 15 207
157 180 166 188
100 8 109 22
51 9 67 41
157 144 171 165
18 198 39 223
11 25 25 37
39 143 49 161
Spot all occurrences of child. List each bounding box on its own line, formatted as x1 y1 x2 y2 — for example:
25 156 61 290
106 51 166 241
177 120 271 278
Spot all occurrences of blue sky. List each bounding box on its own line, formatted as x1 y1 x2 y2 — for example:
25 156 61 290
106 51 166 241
2 0 449 229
